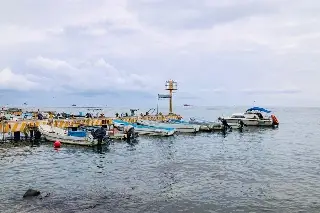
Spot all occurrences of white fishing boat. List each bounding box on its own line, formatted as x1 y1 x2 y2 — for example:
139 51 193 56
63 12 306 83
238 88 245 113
222 107 279 127
173 118 223 131
188 118 224 131
113 120 175 136
137 119 200 133
188 118 243 131
38 124 108 146
167 118 212 131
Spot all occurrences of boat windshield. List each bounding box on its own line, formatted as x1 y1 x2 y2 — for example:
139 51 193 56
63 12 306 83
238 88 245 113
231 114 246 118
245 111 266 119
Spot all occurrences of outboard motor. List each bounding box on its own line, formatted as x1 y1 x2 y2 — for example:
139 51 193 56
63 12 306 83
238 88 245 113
91 127 108 145
220 118 232 131
238 120 247 131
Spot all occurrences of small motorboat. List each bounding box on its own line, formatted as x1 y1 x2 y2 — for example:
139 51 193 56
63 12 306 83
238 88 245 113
38 124 110 146
188 118 222 131
171 118 242 131
221 107 279 127
137 119 200 133
113 120 175 136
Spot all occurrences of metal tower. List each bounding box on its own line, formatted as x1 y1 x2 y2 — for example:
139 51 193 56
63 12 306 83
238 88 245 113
165 80 178 114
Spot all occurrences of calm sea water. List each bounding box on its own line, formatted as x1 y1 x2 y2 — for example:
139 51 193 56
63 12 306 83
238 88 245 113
1 107 320 213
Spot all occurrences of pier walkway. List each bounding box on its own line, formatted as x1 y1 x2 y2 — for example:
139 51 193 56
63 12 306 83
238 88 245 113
0 114 182 133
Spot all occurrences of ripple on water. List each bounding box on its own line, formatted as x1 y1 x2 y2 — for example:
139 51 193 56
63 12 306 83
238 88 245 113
1 108 320 212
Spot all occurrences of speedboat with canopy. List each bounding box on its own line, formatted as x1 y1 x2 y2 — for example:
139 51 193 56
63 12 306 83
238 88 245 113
222 107 279 127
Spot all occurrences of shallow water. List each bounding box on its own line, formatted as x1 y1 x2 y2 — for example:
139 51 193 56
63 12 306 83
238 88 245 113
1 107 320 213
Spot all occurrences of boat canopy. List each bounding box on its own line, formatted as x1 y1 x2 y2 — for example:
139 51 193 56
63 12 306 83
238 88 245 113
246 107 271 113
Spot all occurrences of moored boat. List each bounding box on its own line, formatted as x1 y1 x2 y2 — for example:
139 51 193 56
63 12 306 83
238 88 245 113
188 118 242 131
222 107 279 127
169 118 221 131
137 119 200 133
113 120 175 136
38 124 109 146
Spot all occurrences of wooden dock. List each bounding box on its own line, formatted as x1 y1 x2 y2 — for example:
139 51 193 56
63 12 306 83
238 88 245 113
0 114 182 133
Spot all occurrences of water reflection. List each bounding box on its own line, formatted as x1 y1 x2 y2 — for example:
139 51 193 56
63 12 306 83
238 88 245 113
95 144 110 154
30 139 41 147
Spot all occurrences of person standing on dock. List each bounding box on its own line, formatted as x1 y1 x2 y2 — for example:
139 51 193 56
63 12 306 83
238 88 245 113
123 125 135 141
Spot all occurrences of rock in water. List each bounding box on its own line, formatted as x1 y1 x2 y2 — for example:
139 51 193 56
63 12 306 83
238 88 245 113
23 189 40 198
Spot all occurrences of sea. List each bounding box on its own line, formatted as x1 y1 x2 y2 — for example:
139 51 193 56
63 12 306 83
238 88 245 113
1 106 320 213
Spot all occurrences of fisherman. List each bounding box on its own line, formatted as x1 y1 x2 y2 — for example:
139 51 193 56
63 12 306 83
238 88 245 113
123 124 135 141
37 112 43 120
49 112 53 120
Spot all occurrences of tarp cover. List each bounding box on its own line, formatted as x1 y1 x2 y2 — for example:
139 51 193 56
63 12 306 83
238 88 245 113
246 107 271 113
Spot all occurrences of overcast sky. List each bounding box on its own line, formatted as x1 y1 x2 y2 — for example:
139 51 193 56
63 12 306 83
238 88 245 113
0 0 319 107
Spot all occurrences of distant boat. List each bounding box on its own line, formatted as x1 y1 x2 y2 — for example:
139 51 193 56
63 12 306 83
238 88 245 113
72 104 76 107
183 104 192 107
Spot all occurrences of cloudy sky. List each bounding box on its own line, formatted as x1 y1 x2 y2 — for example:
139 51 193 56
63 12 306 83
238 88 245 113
0 0 319 107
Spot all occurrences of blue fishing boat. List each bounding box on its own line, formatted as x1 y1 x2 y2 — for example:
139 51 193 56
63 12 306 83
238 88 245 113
169 118 222 131
113 120 176 136
137 119 200 133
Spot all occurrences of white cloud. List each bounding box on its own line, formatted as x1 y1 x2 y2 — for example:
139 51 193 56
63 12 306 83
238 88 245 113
0 25 46 47
25 56 151 93
0 68 38 91
241 88 301 94
0 0 320 105
27 56 75 70
46 28 64 35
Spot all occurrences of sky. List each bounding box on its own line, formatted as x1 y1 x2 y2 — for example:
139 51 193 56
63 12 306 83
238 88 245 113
0 0 320 108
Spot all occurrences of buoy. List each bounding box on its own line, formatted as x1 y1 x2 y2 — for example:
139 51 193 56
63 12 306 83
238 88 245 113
54 140 61 148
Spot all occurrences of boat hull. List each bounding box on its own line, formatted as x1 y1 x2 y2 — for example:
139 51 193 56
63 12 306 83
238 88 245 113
224 118 273 127
209 123 242 130
39 125 106 146
113 120 175 136
136 129 175 136
138 120 200 133
189 121 222 131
